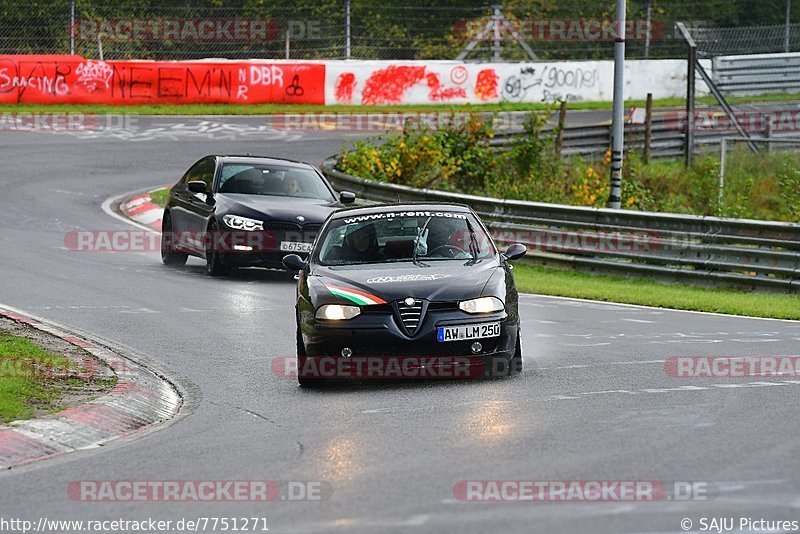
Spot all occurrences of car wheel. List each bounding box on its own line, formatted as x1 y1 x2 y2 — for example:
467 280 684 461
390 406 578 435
297 356 326 388
205 220 231 277
509 328 523 374
161 212 188 266
489 328 523 377
296 325 325 388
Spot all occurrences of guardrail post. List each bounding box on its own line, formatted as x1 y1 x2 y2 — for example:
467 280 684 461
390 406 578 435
555 100 567 159
644 93 653 164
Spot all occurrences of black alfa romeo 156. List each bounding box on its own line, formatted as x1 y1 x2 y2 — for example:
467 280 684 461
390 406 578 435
282 203 527 386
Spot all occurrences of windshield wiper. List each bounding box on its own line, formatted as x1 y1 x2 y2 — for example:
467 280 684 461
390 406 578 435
412 216 432 267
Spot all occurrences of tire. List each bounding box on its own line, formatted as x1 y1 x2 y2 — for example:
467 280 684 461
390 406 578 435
161 212 188 267
488 328 523 377
296 325 325 387
509 329 523 374
205 220 231 277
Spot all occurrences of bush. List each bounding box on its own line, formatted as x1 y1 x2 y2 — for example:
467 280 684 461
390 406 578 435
336 112 800 222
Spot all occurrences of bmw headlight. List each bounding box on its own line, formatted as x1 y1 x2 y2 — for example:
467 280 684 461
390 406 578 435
459 296 504 314
223 214 263 231
315 304 361 320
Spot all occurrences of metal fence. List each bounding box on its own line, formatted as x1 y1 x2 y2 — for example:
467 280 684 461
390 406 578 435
490 112 800 161
0 0 796 61
712 52 800 95
321 158 800 292
689 24 800 58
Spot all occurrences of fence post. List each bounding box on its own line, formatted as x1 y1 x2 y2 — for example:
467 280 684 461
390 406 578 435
607 0 626 209
555 100 567 159
644 93 653 164
719 137 727 209
681 24 697 168
786 0 792 53
345 0 351 59
70 1 75 55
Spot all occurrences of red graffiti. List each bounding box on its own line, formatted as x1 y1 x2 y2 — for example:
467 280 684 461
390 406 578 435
425 72 466 101
334 72 357 103
474 69 499 101
361 65 425 105
0 55 325 105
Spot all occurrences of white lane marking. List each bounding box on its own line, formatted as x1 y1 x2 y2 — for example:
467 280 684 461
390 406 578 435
609 359 666 365
543 378 800 403
520 293 800 323
620 318 656 324
580 389 640 396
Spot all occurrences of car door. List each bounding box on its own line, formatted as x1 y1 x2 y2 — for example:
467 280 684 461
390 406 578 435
182 157 218 252
171 158 206 235
172 157 217 252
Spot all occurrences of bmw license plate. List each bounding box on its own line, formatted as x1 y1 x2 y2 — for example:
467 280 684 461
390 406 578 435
437 323 500 342
280 241 312 253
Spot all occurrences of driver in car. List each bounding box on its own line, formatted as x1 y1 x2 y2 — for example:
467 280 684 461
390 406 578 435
341 224 383 262
425 219 464 256
283 176 302 196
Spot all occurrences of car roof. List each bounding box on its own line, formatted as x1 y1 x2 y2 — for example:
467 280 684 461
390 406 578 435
330 202 474 219
215 155 314 168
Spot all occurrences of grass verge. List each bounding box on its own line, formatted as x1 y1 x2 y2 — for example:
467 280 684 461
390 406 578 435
513 263 800 320
0 328 117 424
1 93 798 116
148 187 169 208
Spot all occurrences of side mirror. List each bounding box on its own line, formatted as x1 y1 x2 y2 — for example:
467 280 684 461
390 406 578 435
504 243 527 261
282 253 306 271
187 181 207 193
339 191 356 204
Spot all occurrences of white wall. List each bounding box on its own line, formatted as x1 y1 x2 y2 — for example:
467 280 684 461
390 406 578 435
323 59 710 105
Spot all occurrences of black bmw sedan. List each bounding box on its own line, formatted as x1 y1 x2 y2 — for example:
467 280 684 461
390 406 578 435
282 203 527 386
160 155 355 275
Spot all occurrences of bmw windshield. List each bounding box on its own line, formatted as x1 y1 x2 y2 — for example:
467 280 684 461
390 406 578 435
315 210 496 266
218 163 334 201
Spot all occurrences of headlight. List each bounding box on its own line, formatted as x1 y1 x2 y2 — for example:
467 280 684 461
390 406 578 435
315 304 361 320
222 214 263 231
459 296 504 314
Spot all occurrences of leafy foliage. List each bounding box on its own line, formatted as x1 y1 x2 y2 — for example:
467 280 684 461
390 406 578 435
337 111 800 221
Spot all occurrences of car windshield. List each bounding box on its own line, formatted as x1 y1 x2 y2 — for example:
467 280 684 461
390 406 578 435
217 163 333 200
315 210 496 266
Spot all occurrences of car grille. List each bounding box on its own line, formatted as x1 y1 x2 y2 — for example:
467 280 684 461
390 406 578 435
397 299 424 335
262 222 322 232
262 222 321 244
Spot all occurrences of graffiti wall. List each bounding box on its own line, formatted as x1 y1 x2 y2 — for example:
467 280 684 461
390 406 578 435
0 55 708 106
0 55 325 105
326 60 709 106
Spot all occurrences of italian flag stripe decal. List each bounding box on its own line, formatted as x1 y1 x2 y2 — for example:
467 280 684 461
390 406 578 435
325 284 387 306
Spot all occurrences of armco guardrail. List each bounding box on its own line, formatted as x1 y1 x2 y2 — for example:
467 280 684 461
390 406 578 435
322 158 800 292
491 114 784 160
713 52 800 96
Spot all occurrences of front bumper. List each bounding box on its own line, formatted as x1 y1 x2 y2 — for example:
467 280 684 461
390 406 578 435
301 308 518 379
226 249 308 269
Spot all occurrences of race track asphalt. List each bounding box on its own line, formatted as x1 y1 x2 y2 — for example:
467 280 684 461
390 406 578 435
1 116 799 533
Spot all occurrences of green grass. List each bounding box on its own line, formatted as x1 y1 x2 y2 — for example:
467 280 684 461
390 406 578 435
1 93 798 115
513 263 800 320
0 331 72 423
148 188 169 208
